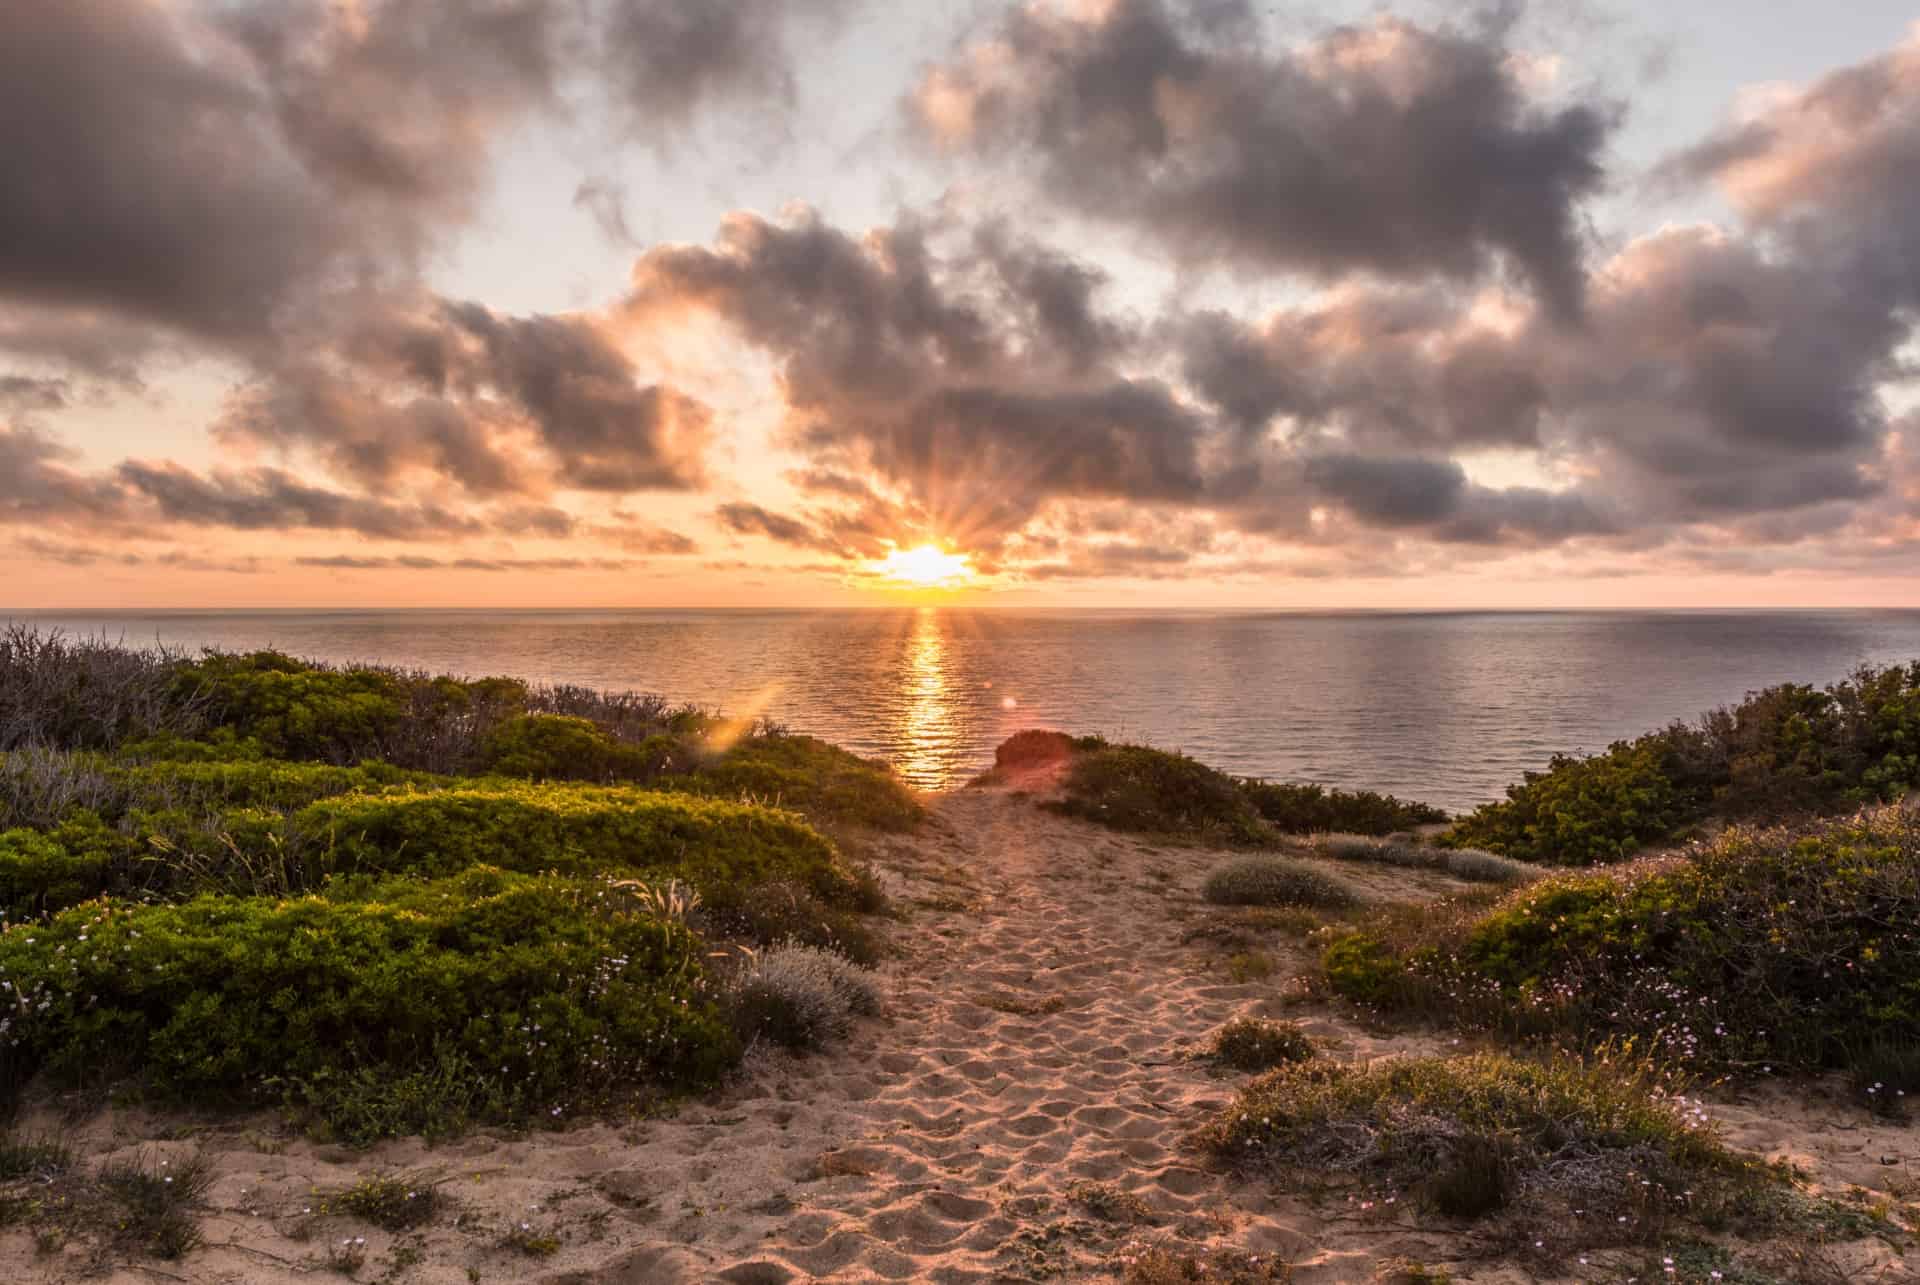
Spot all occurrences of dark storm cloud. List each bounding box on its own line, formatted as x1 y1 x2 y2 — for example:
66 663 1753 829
912 0 1614 317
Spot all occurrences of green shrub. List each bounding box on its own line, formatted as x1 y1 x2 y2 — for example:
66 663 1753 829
674 735 922 832
0 867 739 1116
1326 806 1920 1080
1444 737 1694 866
480 714 674 784
173 651 411 765
0 820 120 921
1203 856 1357 908
288 782 853 909
1051 741 1272 846
1240 781 1446 835
1445 662 1920 865
1198 1052 1777 1255
704 879 883 964
1206 1018 1316 1072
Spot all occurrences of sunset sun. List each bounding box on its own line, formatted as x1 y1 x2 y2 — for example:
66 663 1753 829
874 544 974 587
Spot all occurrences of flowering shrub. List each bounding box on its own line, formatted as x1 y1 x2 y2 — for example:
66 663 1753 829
1326 806 1920 1078
0 867 738 1115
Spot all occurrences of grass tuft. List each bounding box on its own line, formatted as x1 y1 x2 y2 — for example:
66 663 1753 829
98 1151 212 1260
329 1174 440 1231
1206 1018 1316 1073
1203 856 1358 909
727 944 881 1051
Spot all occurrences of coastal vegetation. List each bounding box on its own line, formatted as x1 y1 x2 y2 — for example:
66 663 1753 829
1196 1050 1798 1261
997 728 1448 844
0 628 913 1145
1324 806 1920 1097
1443 661 1920 865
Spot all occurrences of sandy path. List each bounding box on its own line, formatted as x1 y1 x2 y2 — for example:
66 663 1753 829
8 785 1914 1283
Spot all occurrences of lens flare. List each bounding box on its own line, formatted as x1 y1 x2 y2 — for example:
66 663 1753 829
874 544 973 587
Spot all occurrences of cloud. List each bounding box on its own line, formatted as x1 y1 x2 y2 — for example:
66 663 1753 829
0 0 852 376
210 291 712 497
630 210 1209 546
297 555 635 573
911 0 1615 317
602 0 854 132
114 461 489 541
714 502 844 554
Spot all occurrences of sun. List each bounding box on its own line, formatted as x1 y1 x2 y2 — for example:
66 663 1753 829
874 543 974 587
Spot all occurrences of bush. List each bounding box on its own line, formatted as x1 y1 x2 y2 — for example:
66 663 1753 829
1324 806 1920 1080
1240 781 1446 835
0 821 119 921
1444 662 1920 865
727 944 881 1051
288 782 854 908
1203 856 1357 909
480 714 674 784
1439 847 1536 884
1197 1052 1776 1255
1315 834 1534 885
0 752 449 832
993 730 1092 771
674 735 922 832
704 879 883 965
1051 741 1272 846
1206 1018 1316 1072
172 651 412 765
0 627 196 753
1444 737 1694 866
0 867 739 1115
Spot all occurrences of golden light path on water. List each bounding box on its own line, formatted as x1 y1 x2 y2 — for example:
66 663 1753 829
894 607 957 786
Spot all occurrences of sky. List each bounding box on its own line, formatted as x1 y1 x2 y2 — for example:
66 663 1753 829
3 0 1919 609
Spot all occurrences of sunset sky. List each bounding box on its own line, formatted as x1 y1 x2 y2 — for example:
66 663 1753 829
4 0 1919 608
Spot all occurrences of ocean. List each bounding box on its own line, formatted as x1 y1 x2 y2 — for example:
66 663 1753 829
9 608 1920 812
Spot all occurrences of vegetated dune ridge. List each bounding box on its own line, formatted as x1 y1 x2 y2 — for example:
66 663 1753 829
4 765 1912 1284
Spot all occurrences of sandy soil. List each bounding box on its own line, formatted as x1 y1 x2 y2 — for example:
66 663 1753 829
4 781 1914 1283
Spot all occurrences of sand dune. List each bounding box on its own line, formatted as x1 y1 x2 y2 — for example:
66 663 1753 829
6 782 1913 1283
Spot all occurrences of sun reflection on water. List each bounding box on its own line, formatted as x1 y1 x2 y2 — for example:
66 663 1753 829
894 607 956 786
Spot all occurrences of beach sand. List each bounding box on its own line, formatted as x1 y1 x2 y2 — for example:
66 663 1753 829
5 775 1913 1283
